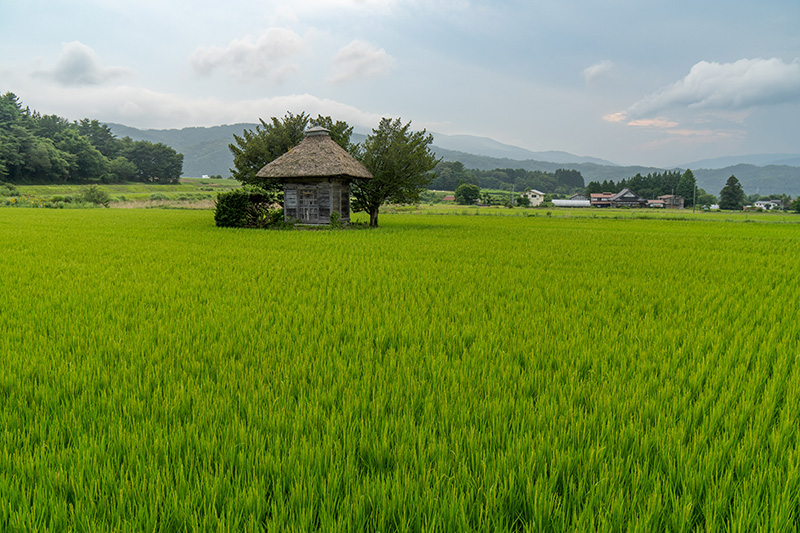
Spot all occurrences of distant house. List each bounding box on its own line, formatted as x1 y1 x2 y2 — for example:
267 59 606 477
590 192 615 208
754 200 781 210
521 189 545 206
442 195 455 202
609 188 647 208
569 193 589 201
658 194 684 209
648 199 665 208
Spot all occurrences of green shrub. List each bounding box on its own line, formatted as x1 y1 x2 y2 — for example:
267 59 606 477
215 189 283 228
214 190 250 227
0 182 20 197
80 185 111 207
150 192 169 201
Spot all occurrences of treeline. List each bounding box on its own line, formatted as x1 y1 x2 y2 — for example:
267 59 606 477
585 170 716 206
431 161 585 194
0 92 183 184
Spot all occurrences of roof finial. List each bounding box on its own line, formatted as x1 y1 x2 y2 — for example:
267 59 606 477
305 125 330 137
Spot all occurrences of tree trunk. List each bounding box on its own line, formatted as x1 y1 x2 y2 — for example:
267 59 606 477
369 208 379 227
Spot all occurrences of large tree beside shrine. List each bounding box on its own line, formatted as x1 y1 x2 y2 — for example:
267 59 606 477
351 118 438 227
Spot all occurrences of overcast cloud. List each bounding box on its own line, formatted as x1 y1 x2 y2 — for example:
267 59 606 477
628 58 800 118
190 28 307 83
2 0 799 167
40 41 131 86
328 40 395 84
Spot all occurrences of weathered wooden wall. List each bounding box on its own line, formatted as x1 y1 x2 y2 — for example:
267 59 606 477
283 179 351 224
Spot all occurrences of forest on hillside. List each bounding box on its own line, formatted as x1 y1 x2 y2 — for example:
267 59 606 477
431 161 586 195
0 93 183 184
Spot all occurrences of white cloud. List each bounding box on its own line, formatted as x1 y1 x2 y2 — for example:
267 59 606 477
190 28 307 83
583 60 614 85
328 40 395 84
39 41 131 86
17 84 386 130
628 58 800 117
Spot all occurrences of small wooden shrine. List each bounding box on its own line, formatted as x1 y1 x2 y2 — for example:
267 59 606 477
255 126 372 224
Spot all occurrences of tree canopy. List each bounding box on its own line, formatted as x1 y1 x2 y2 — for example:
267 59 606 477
430 162 584 195
455 183 481 205
719 175 746 210
676 169 696 207
351 118 438 227
0 92 182 184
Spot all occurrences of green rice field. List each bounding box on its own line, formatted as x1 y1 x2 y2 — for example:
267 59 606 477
1 208 799 531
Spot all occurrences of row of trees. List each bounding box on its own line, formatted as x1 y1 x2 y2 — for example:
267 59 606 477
0 92 183 184
229 112 438 227
431 162 585 194
584 169 716 207
589 170 796 210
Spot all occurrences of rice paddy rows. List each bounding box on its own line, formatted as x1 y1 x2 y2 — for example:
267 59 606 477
1 209 799 531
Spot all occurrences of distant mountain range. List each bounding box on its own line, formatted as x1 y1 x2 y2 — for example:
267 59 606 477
682 154 800 170
107 123 800 196
427 132 617 166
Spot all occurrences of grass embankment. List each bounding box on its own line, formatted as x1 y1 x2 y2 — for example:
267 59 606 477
1 209 799 530
9 178 240 209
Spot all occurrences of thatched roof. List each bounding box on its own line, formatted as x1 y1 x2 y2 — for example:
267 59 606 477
256 126 372 180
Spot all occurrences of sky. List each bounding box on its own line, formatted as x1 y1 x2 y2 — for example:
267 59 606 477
1 0 799 167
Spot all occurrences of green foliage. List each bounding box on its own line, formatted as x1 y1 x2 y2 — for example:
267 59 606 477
329 211 343 229
515 195 531 207
2 209 800 530
351 118 439 227
214 188 282 228
455 182 481 205
107 156 138 182
214 189 251 227
0 181 19 197
228 112 354 189
554 168 584 188
719 175 746 210
433 163 586 195
585 171 684 199
79 184 111 207
696 188 717 206
676 169 697 206
791 197 800 213
584 180 603 195
0 92 183 184
119 138 183 183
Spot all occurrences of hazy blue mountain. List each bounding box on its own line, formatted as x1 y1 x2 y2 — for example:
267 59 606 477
429 133 617 165
693 165 800 197
106 123 800 196
681 154 800 169
434 147 662 184
775 156 800 167
108 123 256 177
107 123 616 177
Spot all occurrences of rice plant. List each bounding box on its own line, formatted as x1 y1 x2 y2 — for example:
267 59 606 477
0 209 798 531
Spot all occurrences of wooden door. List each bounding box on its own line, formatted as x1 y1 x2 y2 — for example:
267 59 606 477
299 189 318 223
